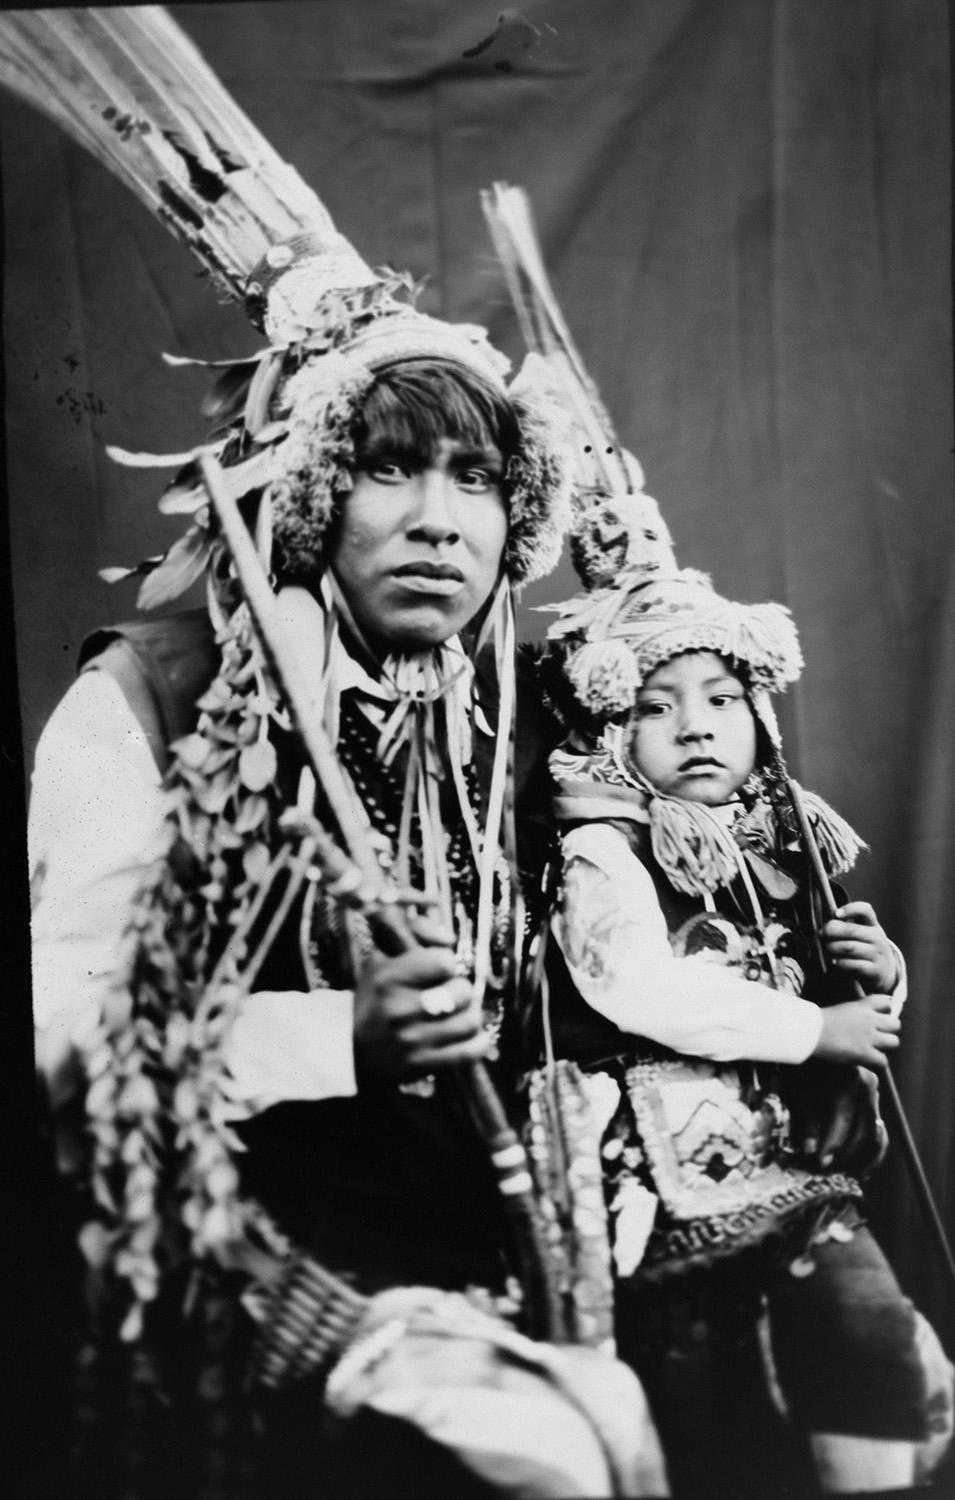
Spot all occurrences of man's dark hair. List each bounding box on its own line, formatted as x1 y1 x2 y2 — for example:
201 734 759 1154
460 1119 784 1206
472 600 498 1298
352 359 521 471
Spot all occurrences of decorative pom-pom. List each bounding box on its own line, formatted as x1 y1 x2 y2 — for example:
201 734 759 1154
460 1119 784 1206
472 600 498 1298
724 603 804 690
737 777 866 875
565 640 639 718
797 787 867 874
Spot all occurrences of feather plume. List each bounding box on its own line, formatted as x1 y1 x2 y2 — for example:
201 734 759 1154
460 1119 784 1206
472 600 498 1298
0 7 367 301
481 182 631 498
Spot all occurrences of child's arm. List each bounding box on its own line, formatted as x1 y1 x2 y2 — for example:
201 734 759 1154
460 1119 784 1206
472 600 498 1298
812 996 901 1070
555 821 825 1065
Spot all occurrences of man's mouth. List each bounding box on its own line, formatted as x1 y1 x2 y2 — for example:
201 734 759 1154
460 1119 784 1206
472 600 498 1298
393 561 465 582
391 561 466 596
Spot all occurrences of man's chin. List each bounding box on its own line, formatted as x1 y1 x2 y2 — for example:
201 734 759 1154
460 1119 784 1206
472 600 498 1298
369 606 471 656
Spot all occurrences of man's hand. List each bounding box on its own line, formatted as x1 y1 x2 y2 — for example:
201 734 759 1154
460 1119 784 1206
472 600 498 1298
823 901 899 994
813 995 900 1070
352 917 489 1082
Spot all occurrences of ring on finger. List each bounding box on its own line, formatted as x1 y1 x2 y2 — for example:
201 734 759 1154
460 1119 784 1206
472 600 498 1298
421 984 458 1018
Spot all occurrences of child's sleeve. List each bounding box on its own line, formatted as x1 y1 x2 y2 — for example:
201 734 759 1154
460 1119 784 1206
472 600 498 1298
554 822 824 1064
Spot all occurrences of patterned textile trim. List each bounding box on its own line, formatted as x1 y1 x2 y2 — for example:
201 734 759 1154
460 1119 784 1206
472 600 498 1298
619 1056 864 1277
625 1056 860 1214
637 1173 865 1281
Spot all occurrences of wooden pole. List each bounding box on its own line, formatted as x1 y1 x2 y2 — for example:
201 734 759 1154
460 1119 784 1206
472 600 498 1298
786 776 955 1299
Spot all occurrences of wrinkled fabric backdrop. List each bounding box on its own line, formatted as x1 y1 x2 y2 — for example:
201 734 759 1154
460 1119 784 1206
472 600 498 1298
2 0 953 1340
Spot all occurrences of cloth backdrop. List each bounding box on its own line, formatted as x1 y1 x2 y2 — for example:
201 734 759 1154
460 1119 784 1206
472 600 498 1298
2 0 952 1348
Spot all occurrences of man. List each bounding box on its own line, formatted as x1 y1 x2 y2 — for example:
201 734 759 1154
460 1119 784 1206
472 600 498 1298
28 240 580 1496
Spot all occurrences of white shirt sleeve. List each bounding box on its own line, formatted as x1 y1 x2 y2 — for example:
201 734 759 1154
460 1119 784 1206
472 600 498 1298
554 821 824 1065
29 669 357 1113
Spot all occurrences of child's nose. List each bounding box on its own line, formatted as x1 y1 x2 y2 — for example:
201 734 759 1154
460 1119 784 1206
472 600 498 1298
406 469 460 544
677 705 714 742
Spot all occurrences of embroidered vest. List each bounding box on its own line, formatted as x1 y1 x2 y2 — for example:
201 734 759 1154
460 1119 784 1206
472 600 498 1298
542 817 863 1281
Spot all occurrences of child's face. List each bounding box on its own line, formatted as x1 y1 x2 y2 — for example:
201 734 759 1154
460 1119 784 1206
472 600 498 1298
626 650 757 805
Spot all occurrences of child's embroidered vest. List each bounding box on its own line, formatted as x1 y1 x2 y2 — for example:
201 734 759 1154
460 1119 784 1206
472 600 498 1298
544 816 864 1282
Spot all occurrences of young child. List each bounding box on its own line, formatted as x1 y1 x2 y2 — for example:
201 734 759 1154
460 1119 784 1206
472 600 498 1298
542 565 952 1496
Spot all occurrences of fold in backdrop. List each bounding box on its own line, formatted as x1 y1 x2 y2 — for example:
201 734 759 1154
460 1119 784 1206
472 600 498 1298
2 1 952 1336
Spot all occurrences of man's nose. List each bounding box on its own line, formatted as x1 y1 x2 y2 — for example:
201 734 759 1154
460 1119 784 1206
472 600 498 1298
406 470 460 545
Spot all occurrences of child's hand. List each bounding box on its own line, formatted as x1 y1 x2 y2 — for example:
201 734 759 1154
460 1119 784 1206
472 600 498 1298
813 996 900 1070
822 901 900 994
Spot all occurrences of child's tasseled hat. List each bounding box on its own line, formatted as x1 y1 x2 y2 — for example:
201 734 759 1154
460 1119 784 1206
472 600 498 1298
547 567 804 726
546 567 866 888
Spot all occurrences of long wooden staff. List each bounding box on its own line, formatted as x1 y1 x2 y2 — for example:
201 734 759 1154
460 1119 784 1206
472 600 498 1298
198 455 564 1340
784 774 955 1298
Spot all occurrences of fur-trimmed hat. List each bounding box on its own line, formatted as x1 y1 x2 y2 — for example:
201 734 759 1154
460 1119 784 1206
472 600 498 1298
254 277 574 590
108 245 574 605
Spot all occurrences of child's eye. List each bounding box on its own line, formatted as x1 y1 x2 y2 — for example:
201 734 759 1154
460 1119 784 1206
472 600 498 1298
711 693 743 708
636 701 669 718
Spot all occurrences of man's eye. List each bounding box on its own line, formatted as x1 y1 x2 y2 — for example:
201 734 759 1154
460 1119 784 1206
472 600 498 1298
457 468 497 493
367 460 410 483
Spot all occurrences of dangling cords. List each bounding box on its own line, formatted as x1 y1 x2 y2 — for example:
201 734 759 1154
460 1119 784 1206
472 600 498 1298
322 572 558 1332
471 577 518 1012
415 694 455 928
497 584 527 1017
297 771 324 992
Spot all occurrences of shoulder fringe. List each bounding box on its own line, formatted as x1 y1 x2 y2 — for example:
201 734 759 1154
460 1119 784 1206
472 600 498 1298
648 780 866 897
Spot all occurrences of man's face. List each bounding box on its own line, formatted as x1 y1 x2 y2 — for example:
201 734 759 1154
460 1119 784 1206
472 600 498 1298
330 435 508 654
626 650 757 805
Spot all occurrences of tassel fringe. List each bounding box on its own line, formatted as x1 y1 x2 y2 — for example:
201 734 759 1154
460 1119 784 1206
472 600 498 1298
648 795 740 897
795 786 867 875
